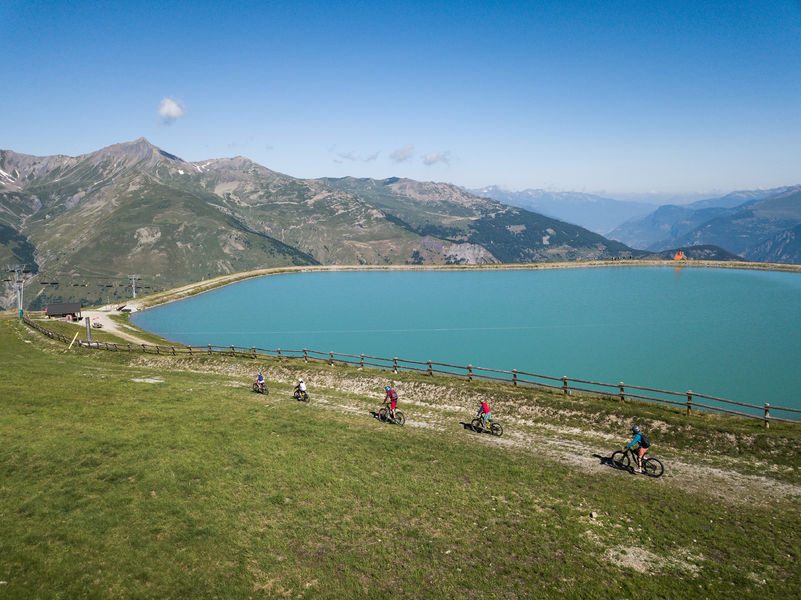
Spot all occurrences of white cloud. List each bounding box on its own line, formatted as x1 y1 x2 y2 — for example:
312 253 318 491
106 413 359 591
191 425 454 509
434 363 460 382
390 144 415 163
422 151 451 166
158 97 185 124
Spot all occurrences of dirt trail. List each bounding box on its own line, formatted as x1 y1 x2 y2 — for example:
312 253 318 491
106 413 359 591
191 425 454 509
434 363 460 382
128 354 801 506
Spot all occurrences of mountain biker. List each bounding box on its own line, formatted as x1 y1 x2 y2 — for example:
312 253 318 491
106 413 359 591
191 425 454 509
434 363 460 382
384 385 398 420
294 378 307 397
255 371 265 392
476 399 492 429
623 424 650 473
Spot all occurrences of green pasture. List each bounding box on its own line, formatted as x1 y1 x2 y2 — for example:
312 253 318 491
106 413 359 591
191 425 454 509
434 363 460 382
1 316 799 598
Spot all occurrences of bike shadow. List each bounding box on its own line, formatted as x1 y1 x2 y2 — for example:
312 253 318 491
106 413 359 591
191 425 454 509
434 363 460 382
593 453 623 471
370 411 390 422
459 421 475 431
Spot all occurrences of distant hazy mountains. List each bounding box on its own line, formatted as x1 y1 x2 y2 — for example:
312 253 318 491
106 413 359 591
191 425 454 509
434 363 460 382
609 186 801 262
471 186 654 235
1 138 651 309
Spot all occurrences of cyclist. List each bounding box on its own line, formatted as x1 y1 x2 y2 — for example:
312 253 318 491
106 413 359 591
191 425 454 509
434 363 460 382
294 378 307 398
255 371 265 393
384 385 399 420
476 399 492 430
623 424 650 473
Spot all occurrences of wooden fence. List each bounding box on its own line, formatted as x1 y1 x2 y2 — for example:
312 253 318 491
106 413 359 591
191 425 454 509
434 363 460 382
23 316 801 426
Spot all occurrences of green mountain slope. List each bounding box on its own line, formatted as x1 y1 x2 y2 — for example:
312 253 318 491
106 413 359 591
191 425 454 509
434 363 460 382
610 186 801 257
323 177 635 262
673 188 801 258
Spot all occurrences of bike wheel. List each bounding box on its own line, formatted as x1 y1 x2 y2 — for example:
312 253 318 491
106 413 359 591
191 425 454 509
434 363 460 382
252 383 259 393
610 451 630 471
643 457 664 478
490 422 503 437
301 392 309 402
394 411 405 426
378 408 388 422
470 418 483 432
262 386 269 396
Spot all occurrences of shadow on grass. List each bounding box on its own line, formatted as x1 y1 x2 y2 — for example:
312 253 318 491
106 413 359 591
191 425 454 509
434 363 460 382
594 453 629 473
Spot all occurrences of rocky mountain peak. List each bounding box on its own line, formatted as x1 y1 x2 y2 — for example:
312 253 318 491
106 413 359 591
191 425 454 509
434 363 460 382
90 137 185 167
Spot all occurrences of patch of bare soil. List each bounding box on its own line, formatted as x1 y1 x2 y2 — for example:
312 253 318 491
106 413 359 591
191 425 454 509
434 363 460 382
605 545 702 576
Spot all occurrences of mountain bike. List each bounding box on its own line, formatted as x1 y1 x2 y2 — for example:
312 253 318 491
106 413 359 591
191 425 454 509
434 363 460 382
293 388 309 402
610 448 664 478
252 381 269 395
470 416 503 437
378 404 405 426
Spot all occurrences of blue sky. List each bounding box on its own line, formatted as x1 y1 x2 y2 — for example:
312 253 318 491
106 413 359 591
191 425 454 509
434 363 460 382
1 0 800 196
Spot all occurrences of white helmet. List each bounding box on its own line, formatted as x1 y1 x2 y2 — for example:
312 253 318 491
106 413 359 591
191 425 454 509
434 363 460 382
298 378 304 383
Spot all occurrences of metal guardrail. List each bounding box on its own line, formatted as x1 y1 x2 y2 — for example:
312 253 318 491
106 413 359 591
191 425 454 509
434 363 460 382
22 316 799 426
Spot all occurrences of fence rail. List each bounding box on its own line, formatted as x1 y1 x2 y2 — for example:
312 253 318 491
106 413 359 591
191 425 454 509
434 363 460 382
22 317 800 426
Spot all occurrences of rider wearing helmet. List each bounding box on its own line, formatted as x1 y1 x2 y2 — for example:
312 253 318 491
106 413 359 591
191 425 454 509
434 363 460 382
623 424 650 473
256 370 265 392
476 399 492 429
297 378 307 393
384 385 398 420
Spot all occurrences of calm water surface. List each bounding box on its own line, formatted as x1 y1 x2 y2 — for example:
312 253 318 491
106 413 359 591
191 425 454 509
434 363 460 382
133 267 801 410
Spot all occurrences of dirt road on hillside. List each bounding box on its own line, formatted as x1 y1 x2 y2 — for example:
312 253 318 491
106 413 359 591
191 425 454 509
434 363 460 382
81 310 152 345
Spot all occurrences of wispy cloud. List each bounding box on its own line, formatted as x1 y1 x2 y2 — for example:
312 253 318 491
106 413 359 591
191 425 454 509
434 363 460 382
422 151 451 166
330 147 381 164
390 144 415 163
158 97 185 124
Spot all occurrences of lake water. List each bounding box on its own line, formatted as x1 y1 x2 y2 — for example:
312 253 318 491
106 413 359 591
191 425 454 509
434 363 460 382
133 267 801 413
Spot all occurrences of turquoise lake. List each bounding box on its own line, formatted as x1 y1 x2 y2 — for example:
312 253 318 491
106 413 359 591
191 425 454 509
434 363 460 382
133 267 801 413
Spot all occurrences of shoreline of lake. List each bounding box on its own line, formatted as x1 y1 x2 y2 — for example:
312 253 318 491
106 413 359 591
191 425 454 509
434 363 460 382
133 259 801 312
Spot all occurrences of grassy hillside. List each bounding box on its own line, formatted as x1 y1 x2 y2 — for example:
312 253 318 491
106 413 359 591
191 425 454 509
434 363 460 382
1 315 800 598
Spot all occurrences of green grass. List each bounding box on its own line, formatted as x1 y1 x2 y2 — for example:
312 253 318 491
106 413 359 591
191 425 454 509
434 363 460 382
1 317 800 598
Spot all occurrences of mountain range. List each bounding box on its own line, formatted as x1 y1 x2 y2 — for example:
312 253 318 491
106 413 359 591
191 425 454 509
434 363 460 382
608 186 801 262
470 186 654 235
2 138 707 309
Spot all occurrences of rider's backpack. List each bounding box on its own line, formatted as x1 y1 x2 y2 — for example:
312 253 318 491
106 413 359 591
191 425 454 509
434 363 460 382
639 432 650 448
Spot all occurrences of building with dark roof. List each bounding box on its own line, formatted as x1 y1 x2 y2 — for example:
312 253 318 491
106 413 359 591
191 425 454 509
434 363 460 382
45 302 82 319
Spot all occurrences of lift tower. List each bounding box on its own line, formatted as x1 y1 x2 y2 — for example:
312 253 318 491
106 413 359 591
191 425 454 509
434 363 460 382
7 264 29 318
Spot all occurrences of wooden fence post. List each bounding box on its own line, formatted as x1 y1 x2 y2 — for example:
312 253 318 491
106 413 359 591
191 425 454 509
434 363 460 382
329 352 334 366
686 391 693 416
562 376 569 396
512 369 518 386
764 403 771 428
277 348 282 360
360 353 364 369
467 365 473 382
303 349 308 363
230 345 235 356
619 382 625 402
428 360 433 376
188 346 193 355
127 344 132 352
141 344 146 353
208 344 212 354
171 347 176 356
393 357 399 374
251 347 256 359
